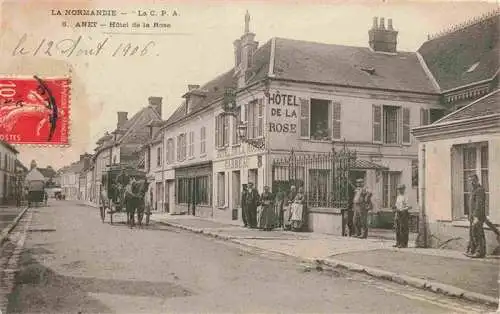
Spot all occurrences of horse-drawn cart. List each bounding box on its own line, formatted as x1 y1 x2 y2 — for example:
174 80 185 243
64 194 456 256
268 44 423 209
100 165 150 226
27 180 45 207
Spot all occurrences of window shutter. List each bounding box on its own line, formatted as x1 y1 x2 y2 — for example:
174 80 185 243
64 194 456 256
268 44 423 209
300 98 310 138
332 102 341 140
215 116 220 148
372 104 382 143
420 108 429 126
402 107 410 145
257 98 263 137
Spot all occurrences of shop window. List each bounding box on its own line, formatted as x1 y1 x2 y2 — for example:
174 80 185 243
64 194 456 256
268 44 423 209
382 171 401 208
176 178 189 204
217 172 225 207
195 176 210 205
232 171 241 208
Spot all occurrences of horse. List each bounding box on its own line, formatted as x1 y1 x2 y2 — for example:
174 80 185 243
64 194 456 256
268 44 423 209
135 179 150 226
124 179 149 228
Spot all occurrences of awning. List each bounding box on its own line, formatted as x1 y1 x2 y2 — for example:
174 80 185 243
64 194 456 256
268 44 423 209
351 159 388 170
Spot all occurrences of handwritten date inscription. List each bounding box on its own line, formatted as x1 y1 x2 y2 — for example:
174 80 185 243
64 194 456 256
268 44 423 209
12 34 156 57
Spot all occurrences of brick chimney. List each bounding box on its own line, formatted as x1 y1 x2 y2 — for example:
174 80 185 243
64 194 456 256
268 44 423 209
368 17 398 53
148 96 163 117
117 111 128 129
236 11 258 88
233 39 242 69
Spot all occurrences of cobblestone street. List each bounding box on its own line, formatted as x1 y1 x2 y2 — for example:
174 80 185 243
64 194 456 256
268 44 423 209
1 201 495 313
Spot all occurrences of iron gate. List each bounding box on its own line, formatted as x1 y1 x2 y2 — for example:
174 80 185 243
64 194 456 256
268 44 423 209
271 146 356 209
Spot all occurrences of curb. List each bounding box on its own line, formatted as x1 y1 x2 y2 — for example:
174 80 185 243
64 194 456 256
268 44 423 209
157 219 499 307
0 207 29 246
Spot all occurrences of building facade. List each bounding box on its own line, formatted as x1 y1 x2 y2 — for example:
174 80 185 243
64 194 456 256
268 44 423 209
0 140 19 204
60 154 91 200
413 90 499 251
146 14 453 232
412 11 499 251
89 97 163 205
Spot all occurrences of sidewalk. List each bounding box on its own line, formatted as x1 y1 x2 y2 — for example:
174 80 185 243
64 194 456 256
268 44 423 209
0 205 28 246
150 213 499 306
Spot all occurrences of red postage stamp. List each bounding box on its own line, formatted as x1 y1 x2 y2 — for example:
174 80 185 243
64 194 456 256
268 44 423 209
0 76 70 145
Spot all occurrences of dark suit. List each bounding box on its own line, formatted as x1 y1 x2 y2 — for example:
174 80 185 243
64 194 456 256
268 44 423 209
246 188 260 228
468 185 486 257
241 189 249 227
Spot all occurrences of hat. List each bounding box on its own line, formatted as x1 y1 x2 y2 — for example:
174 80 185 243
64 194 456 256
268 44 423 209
397 184 406 190
356 178 364 183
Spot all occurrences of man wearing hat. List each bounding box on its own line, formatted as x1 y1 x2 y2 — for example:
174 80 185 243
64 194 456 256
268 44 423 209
352 178 372 238
393 184 411 248
241 184 249 227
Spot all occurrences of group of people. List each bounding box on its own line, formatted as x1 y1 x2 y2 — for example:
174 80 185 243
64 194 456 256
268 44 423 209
345 177 411 248
241 183 307 232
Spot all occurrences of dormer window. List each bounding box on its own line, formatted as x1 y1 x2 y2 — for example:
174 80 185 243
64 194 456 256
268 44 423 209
466 62 480 73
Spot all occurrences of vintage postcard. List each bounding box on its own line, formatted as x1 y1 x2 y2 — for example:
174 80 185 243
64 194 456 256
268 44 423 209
0 0 498 313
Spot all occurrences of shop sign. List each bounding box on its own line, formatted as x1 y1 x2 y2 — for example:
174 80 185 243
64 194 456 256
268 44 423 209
267 91 299 134
224 157 248 169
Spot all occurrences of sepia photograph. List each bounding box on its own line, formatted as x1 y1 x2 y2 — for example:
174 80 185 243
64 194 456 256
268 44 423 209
0 0 498 313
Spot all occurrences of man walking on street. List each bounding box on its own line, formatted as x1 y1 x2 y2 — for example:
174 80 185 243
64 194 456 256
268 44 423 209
345 179 356 236
465 174 486 258
353 178 371 239
393 184 411 248
241 184 249 227
246 182 259 228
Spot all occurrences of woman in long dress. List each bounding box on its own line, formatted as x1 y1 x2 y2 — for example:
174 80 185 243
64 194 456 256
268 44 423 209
259 186 275 231
291 187 306 231
274 186 286 229
283 185 297 231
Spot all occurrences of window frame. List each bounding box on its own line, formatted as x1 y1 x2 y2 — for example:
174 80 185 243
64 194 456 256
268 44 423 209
382 171 401 209
200 126 206 154
188 131 195 158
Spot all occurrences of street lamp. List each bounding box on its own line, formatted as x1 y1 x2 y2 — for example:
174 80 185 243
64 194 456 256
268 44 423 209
236 120 265 150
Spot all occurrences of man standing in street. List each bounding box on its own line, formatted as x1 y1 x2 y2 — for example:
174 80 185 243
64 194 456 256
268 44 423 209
353 178 371 239
241 184 249 227
345 179 356 236
465 174 486 258
246 182 259 228
393 184 411 248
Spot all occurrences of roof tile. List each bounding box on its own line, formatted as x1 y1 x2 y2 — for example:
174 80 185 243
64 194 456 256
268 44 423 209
418 14 499 91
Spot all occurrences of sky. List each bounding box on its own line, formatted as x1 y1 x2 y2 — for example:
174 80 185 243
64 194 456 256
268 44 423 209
0 0 497 169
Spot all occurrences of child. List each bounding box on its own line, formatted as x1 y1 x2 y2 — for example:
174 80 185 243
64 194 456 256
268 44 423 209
393 184 411 248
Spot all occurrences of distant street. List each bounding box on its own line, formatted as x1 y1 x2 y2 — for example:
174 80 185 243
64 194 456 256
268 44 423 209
1 200 493 313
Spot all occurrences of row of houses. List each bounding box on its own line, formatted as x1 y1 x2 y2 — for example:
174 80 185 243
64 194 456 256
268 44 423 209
63 11 499 252
0 140 21 204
